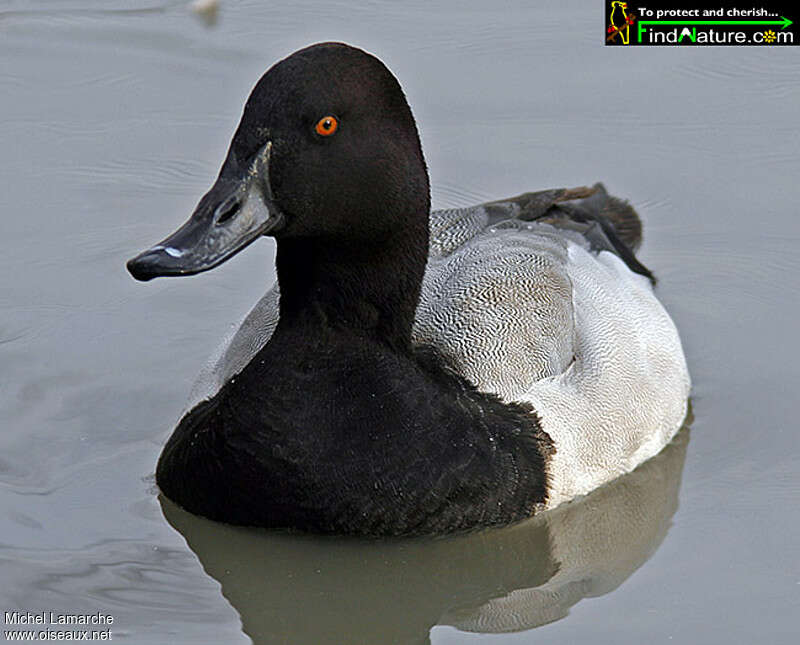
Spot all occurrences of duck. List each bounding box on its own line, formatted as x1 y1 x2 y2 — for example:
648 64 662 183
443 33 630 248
127 42 690 536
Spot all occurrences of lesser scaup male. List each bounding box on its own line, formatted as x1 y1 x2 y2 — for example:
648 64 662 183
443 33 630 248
127 42 690 535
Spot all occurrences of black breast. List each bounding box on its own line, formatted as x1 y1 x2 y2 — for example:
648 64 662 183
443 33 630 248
156 334 553 536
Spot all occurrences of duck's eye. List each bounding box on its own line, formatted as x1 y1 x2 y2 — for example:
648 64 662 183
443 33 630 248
314 115 338 137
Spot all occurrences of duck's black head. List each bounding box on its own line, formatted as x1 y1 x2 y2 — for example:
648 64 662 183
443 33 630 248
127 42 430 281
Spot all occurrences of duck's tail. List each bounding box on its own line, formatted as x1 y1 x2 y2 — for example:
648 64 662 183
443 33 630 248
564 183 642 251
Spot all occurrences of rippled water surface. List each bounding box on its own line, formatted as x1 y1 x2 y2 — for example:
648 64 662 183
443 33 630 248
2 1 799 643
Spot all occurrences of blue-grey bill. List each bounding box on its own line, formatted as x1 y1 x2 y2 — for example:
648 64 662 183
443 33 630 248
127 142 281 281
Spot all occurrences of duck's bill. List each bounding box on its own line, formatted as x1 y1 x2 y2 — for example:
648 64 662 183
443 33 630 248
127 142 283 282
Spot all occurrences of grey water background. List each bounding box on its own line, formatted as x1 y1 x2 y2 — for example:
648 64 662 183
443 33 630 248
1 0 799 643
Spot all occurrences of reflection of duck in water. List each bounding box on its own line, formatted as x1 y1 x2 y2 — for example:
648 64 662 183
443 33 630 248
160 425 690 644
609 1 633 44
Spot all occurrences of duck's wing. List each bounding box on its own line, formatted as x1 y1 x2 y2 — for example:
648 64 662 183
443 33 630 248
419 187 690 509
416 182 655 401
415 216 578 402
438 183 653 282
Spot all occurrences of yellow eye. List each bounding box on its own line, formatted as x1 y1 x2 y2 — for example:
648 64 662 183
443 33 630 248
315 115 338 137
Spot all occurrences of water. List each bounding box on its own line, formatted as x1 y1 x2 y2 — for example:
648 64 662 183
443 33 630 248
1 1 798 643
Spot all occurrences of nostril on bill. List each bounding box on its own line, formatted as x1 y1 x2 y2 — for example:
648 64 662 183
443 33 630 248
215 198 241 226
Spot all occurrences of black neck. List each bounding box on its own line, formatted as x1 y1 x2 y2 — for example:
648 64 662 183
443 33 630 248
158 209 555 536
274 220 429 354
